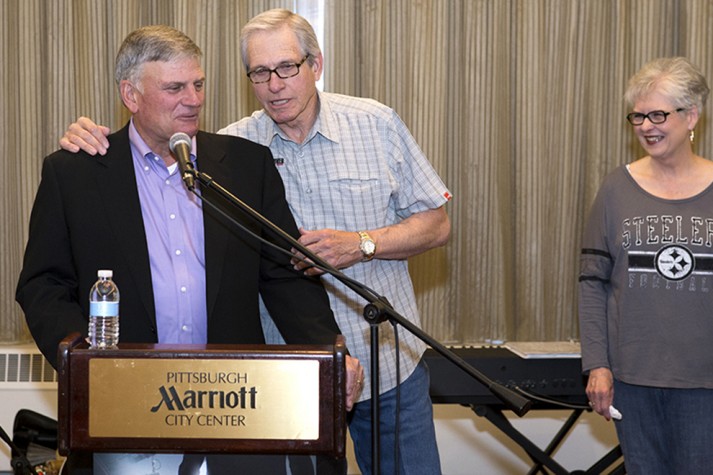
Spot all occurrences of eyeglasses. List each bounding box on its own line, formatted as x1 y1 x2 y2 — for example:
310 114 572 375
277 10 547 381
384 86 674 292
246 56 310 84
626 108 686 126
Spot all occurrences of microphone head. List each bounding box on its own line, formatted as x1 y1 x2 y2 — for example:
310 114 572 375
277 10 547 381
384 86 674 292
169 132 192 153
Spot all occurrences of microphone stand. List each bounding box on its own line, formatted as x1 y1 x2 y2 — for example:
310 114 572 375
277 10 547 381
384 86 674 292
190 169 532 474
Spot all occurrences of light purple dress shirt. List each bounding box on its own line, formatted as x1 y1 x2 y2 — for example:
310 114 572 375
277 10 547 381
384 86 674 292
129 122 207 344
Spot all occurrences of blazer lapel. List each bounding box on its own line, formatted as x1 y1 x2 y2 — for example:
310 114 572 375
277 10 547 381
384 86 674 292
93 126 156 324
196 132 231 320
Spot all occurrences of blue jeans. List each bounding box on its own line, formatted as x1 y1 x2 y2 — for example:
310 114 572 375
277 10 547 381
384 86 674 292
613 379 713 475
348 359 441 475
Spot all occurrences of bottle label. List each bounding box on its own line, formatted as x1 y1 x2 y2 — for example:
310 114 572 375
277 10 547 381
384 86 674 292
90 301 119 317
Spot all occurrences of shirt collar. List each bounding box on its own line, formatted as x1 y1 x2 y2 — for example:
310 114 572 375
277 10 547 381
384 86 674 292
264 91 340 147
128 118 197 162
127 120 148 157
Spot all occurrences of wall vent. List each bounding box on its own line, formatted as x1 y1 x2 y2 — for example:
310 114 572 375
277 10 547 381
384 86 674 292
0 346 57 389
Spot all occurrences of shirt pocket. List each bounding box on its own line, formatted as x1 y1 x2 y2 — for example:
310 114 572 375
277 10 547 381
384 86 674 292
324 168 391 228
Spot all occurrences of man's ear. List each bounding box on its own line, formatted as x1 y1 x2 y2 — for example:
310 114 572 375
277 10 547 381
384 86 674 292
310 52 324 82
119 80 140 114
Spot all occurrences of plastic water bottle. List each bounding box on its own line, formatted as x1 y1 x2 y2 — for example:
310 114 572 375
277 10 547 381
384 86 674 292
88 270 120 349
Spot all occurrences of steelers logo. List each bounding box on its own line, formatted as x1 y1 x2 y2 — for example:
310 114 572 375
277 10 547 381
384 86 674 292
654 244 694 281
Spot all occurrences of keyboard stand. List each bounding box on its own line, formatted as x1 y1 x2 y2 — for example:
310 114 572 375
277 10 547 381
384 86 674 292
470 404 625 474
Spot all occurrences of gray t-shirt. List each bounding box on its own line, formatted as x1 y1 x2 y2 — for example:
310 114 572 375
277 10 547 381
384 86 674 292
579 165 713 388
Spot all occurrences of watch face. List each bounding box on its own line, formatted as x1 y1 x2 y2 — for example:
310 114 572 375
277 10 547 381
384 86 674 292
362 240 376 255
359 232 375 260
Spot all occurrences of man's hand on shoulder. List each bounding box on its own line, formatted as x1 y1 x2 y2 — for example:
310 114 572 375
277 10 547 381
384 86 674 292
59 117 111 155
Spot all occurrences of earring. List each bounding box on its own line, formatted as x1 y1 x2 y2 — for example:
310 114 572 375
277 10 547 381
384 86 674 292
690 130 695 142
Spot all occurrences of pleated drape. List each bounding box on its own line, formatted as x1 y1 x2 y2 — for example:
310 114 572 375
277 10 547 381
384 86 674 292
324 0 713 344
2 0 713 346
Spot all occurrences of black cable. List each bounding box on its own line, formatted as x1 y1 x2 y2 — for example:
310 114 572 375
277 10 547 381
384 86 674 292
0 424 32 475
513 386 590 410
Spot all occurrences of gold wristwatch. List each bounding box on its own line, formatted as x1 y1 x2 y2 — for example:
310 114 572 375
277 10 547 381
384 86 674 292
358 231 376 261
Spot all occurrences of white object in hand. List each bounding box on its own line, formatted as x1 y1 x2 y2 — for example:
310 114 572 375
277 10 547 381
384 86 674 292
609 405 622 420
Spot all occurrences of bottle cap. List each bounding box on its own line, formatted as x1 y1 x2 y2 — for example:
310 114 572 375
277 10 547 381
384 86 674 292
97 270 113 278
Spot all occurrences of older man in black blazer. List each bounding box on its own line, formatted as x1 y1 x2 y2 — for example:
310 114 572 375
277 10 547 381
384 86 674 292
17 126 343 363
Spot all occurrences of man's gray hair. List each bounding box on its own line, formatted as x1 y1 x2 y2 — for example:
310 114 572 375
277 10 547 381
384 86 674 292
115 25 202 86
239 9 321 71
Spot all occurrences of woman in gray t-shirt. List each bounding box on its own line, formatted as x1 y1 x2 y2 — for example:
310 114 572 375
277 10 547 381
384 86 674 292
579 57 713 474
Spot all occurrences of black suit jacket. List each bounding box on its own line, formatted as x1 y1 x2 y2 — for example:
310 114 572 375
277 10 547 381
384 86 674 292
16 125 340 368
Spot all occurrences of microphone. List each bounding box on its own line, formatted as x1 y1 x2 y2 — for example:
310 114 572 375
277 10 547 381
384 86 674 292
169 132 195 190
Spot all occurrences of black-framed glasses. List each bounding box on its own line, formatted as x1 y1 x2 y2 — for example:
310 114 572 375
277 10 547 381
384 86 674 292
246 55 310 84
626 108 686 126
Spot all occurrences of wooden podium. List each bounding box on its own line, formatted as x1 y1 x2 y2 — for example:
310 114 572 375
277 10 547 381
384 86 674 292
57 333 347 458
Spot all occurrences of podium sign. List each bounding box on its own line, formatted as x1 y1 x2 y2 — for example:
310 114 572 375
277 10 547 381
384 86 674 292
88 358 320 439
58 334 346 456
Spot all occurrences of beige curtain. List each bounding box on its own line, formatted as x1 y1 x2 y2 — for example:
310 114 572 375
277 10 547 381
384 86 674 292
326 0 713 343
2 0 713 346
